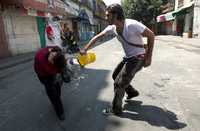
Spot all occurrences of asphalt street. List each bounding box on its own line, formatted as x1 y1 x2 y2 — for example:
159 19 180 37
0 36 200 131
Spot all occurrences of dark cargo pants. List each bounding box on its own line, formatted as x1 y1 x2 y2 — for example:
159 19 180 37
112 56 144 113
38 75 64 117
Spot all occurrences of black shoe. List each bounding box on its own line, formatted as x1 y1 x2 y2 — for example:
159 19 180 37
126 89 139 100
102 107 122 116
113 110 123 115
58 113 65 121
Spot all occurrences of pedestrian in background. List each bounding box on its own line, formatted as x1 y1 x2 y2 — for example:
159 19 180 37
61 23 79 54
34 46 69 120
61 23 71 47
80 4 155 115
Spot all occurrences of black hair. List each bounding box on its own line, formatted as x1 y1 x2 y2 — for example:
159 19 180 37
51 46 62 52
52 16 61 21
64 23 69 28
106 4 125 20
53 51 66 69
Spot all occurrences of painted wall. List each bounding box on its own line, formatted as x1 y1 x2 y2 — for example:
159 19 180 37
2 8 40 55
0 10 10 58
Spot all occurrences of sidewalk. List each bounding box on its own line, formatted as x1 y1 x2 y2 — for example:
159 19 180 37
156 35 200 46
0 52 35 71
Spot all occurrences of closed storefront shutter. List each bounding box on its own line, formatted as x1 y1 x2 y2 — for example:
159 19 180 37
0 13 10 58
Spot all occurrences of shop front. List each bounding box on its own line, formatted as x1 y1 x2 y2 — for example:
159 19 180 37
172 1 194 38
156 12 175 35
1 0 66 55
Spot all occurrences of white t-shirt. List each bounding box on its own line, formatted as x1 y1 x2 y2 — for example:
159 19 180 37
102 19 146 58
45 21 63 49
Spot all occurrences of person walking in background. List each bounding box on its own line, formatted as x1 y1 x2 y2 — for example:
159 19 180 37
34 46 69 120
80 4 155 115
61 23 71 48
61 23 79 54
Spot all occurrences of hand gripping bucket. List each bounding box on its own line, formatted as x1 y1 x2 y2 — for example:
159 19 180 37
77 52 96 67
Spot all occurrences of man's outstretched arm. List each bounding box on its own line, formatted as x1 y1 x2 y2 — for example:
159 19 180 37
80 32 105 54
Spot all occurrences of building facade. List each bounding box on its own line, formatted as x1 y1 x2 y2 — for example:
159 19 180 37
0 0 66 57
157 0 200 38
157 0 175 35
93 0 107 34
0 0 107 58
62 0 107 42
0 5 10 58
173 0 194 37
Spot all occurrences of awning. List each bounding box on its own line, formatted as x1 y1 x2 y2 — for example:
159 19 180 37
165 12 175 21
88 16 94 25
64 4 79 17
156 14 166 22
172 1 194 16
156 12 175 22
77 10 91 24
87 12 95 25
75 11 94 25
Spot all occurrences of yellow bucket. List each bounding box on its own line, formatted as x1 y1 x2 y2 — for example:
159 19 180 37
77 52 96 67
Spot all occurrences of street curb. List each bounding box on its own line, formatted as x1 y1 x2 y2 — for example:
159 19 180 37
0 58 33 71
0 53 35 71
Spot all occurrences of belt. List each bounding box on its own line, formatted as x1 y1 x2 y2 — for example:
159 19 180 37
136 54 145 59
123 54 145 62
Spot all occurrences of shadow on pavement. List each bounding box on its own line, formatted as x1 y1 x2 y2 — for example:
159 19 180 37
38 66 118 131
0 64 120 131
121 100 187 130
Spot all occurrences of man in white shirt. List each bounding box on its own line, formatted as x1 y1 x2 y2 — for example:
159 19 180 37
80 4 155 115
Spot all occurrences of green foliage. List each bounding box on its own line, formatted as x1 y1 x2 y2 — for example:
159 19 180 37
122 0 162 26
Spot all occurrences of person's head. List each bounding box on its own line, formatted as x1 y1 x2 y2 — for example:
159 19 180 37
48 48 66 69
64 23 69 31
64 23 68 28
106 4 125 25
52 16 61 22
53 51 66 69
47 16 61 24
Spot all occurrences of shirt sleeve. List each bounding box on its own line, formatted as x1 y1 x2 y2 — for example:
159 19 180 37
101 25 116 35
130 21 146 34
